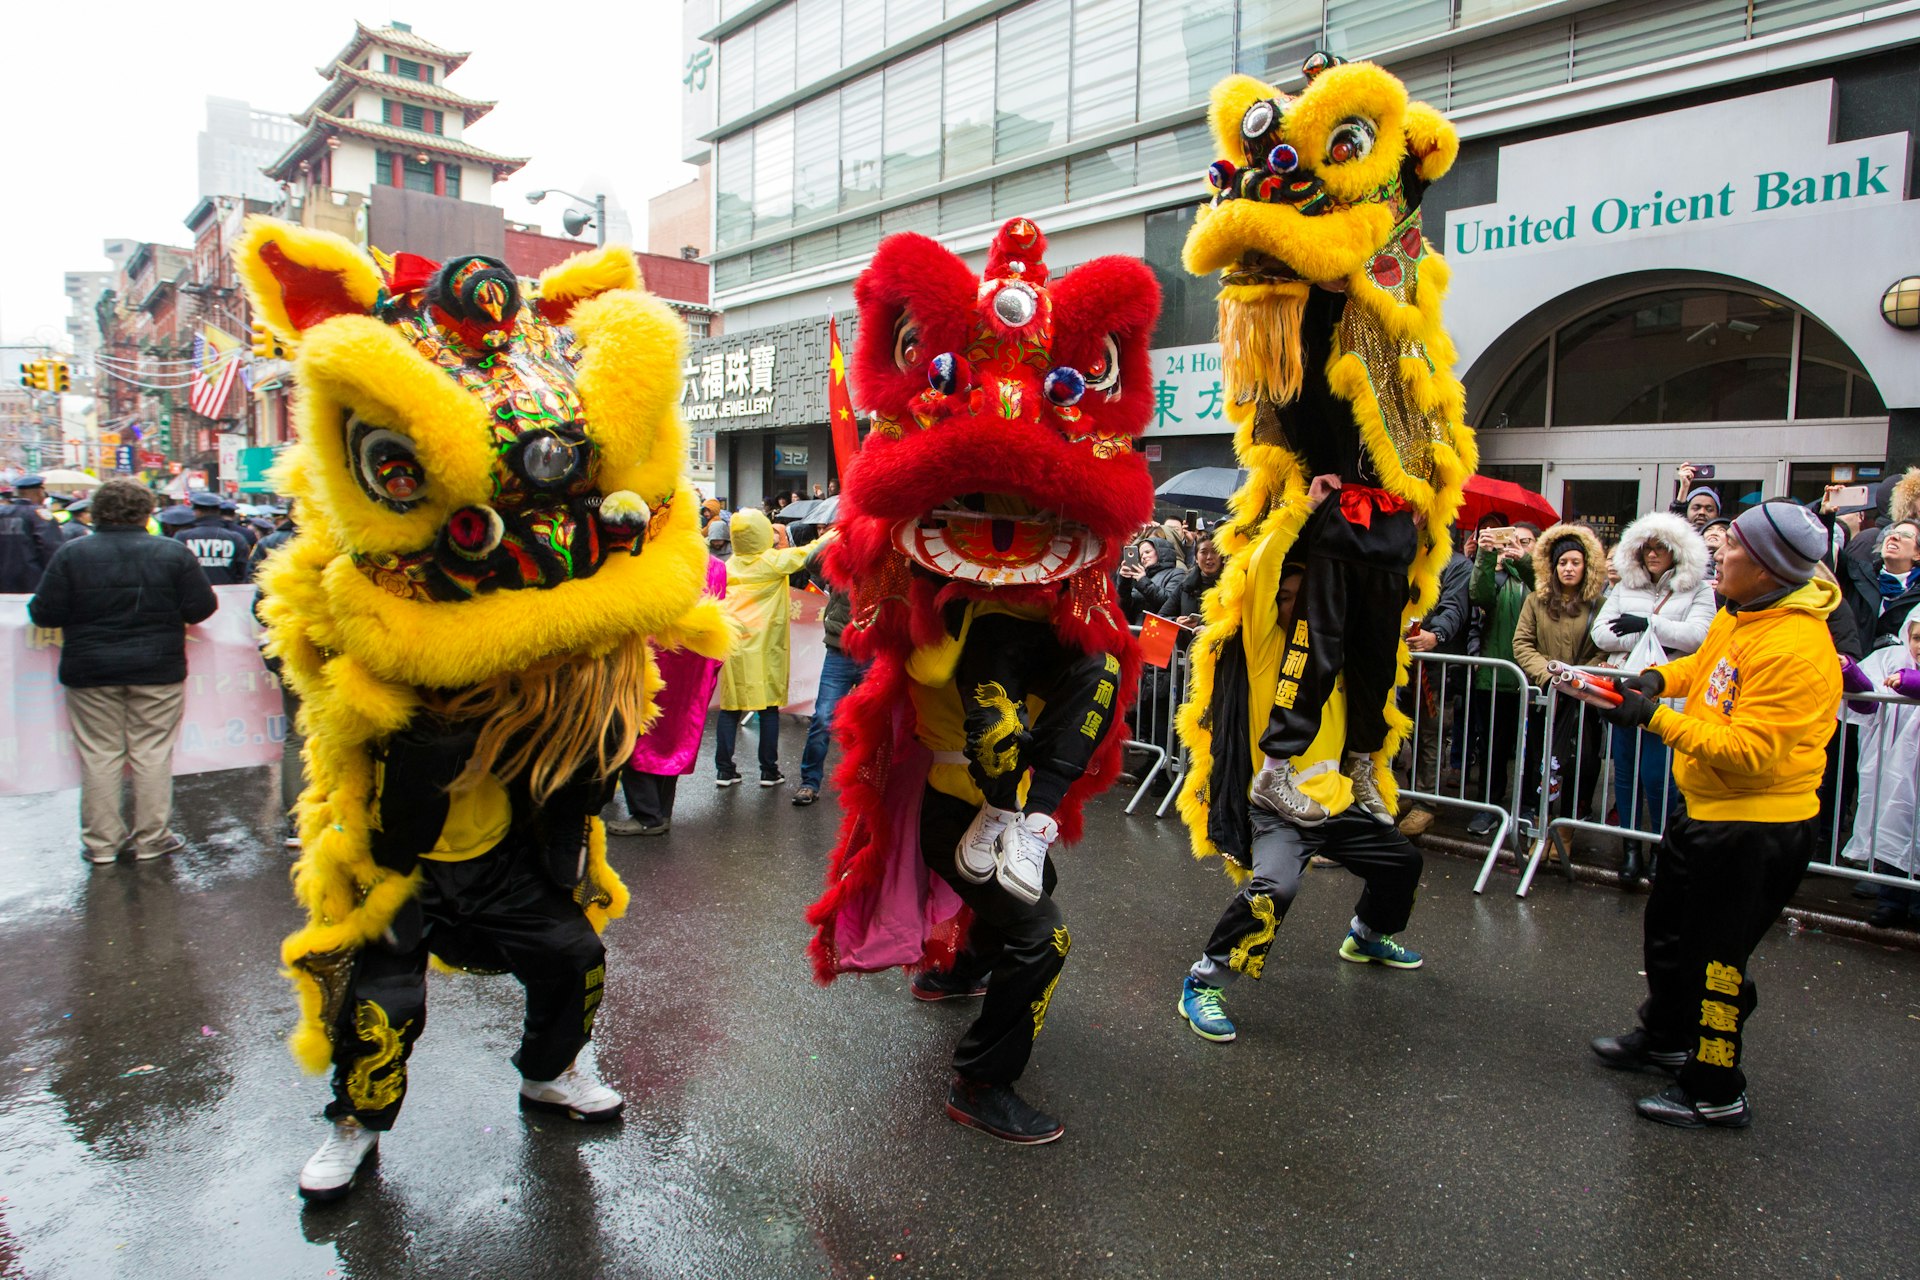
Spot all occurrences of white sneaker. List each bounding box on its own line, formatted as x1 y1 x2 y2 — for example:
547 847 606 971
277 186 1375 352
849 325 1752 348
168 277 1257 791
956 804 1018 884
1344 753 1394 825
298 1117 379 1201
996 812 1058 905
519 1055 625 1122
1250 763 1329 826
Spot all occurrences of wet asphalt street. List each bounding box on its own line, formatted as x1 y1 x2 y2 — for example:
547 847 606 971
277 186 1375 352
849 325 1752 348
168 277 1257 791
2 720 1918 1280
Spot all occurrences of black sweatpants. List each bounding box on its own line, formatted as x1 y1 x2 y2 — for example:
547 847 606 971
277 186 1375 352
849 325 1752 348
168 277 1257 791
1192 807 1424 985
620 769 678 828
1261 506 1417 760
954 612 1122 815
919 787 1068 1086
325 850 608 1130
1637 811 1813 1104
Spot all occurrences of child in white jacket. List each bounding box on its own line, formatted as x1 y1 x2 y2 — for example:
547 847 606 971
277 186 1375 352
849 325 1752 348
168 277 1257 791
1591 513 1717 881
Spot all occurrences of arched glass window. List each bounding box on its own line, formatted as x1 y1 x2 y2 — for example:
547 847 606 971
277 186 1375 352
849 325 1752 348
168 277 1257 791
1478 287 1884 430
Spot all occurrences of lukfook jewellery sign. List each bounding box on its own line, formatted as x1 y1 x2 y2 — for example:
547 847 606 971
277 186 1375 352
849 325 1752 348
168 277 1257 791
1445 80 1908 260
681 342 778 422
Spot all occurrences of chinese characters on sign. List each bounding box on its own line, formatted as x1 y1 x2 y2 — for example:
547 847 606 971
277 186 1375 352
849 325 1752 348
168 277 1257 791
1147 344 1229 436
683 342 778 422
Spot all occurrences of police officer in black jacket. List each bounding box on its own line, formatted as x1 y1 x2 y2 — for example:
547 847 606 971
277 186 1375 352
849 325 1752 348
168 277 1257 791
174 491 253 584
0 474 66 593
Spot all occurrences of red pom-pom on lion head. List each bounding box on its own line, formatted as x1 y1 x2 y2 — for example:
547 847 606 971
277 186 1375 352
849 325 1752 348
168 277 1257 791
835 218 1160 608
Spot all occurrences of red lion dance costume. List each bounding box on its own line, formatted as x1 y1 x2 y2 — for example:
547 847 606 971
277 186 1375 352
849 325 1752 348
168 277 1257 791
805 218 1160 1142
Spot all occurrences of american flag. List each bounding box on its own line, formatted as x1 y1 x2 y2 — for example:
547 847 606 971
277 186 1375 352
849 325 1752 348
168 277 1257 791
190 329 243 420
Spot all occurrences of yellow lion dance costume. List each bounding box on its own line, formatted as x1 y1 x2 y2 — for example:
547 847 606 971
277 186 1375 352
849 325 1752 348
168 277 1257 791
237 219 724 1199
1175 55 1474 893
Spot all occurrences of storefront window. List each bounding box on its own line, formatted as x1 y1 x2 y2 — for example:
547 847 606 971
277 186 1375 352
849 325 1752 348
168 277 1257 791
792 94 840 225
752 112 795 236
1477 462 1544 495
795 0 841 86
842 0 884 66
754 3 797 109
719 27 754 125
839 73 884 210
1145 205 1216 349
715 133 754 249
1787 461 1886 507
1479 341 1547 430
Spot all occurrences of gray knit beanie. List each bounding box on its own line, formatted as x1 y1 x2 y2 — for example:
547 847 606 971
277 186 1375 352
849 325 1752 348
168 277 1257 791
1730 501 1825 585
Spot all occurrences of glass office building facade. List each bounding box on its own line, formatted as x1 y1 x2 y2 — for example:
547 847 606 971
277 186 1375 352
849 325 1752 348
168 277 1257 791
687 0 1920 519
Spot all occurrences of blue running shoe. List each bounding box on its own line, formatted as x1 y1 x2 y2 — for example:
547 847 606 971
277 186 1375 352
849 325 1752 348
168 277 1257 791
1338 931 1424 969
1179 976 1237 1042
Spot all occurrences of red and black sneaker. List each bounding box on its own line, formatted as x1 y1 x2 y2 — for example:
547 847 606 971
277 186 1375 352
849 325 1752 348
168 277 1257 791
910 970 989 1002
945 1076 1064 1145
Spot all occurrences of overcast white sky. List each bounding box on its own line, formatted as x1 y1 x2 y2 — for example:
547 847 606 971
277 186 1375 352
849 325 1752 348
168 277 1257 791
0 1 698 347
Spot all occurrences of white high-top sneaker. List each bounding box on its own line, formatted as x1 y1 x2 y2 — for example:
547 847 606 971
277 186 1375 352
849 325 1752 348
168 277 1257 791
995 812 1058 905
298 1117 379 1202
519 1052 625 1122
1344 753 1394 825
956 804 1018 884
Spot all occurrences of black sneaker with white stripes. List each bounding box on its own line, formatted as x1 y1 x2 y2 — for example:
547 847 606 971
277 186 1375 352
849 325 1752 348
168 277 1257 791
1636 1084 1752 1129
1590 1029 1685 1076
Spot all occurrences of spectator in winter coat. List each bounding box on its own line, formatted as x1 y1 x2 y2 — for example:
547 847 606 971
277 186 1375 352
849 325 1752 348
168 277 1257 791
1116 535 1183 623
1591 513 1715 880
1170 532 1225 624
1669 465 1721 530
1838 603 1920 929
26 479 217 864
1464 521 1538 835
1837 518 1920 650
1513 523 1608 822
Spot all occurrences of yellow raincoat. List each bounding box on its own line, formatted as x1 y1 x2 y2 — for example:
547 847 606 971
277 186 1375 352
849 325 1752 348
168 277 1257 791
717 509 817 710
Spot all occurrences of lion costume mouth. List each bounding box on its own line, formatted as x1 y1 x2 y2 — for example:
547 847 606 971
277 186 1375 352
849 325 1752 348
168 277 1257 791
891 492 1102 586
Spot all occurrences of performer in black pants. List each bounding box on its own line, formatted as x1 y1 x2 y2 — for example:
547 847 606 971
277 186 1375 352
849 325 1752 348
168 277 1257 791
920 787 1071 1143
951 609 1123 906
1591 500 1841 1128
1179 807 1426 1042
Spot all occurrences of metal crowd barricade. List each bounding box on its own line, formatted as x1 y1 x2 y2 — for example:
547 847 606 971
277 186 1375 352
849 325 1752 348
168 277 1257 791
1526 666 1920 904
1122 623 1191 816
1399 652 1542 894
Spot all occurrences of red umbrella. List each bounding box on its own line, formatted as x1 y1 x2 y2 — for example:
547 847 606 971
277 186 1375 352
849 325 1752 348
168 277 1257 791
1457 475 1557 531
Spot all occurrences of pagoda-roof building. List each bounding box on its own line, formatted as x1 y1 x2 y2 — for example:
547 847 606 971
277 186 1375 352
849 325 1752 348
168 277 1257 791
262 21 524 201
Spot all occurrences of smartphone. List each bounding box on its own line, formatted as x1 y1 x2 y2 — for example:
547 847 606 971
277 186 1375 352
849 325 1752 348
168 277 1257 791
1692 464 1716 480
1184 509 1202 532
1833 484 1871 509
1121 543 1142 568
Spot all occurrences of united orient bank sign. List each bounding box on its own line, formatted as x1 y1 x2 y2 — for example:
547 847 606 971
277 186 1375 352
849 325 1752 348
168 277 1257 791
1447 80 1907 260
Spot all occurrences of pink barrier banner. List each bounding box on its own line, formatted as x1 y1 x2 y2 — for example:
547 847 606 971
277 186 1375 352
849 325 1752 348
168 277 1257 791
0 585 286 797
781 585 826 718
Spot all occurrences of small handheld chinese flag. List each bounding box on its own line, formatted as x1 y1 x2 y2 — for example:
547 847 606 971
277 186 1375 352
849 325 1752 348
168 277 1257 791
1138 613 1181 670
827 315 860 475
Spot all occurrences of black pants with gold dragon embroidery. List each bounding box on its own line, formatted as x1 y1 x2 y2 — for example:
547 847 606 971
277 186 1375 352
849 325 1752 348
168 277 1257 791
1190 808 1423 987
955 612 1122 816
919 788 1070 1086
1260 503 1419 760
324 850 608 1130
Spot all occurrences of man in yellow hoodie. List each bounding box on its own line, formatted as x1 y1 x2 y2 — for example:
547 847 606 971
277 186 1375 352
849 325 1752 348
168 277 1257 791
1591 499 1841 1129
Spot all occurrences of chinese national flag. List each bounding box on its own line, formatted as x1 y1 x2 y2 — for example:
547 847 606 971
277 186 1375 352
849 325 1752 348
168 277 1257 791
827 316 859 475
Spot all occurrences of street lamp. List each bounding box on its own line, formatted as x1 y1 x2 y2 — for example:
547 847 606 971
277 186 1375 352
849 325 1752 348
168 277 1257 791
527 188 607 248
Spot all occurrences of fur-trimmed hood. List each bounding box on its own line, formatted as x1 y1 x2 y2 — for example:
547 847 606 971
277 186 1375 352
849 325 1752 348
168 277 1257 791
1612 511 1707 594
1889 467 1920 525
1531 522 1607 604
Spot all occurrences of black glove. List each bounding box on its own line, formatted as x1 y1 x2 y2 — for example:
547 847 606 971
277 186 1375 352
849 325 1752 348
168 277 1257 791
1595 687 1657 728
1608 613 1649 637
1616 669 1665 698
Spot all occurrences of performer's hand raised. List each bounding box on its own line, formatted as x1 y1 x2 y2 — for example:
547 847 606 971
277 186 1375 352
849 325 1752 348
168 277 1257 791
1307 473 1342 508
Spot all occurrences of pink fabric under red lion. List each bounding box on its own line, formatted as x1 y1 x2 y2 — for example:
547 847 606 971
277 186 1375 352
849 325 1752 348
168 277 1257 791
804 218 1161 981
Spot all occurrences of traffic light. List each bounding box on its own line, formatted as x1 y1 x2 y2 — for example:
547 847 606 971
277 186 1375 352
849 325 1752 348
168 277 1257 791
250 320 290 360
18 361 45 391
48 361 70 392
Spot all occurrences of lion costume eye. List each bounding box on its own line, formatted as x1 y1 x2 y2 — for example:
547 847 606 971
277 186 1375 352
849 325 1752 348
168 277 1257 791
1327 118 1376 165
1240 99 1279 142
1085 335 1122 395
892 313 923 370
348 416 428 511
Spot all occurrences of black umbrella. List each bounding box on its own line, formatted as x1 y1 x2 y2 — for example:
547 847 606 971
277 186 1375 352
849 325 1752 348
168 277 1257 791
775 498 820 522
1154 467 1248 513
